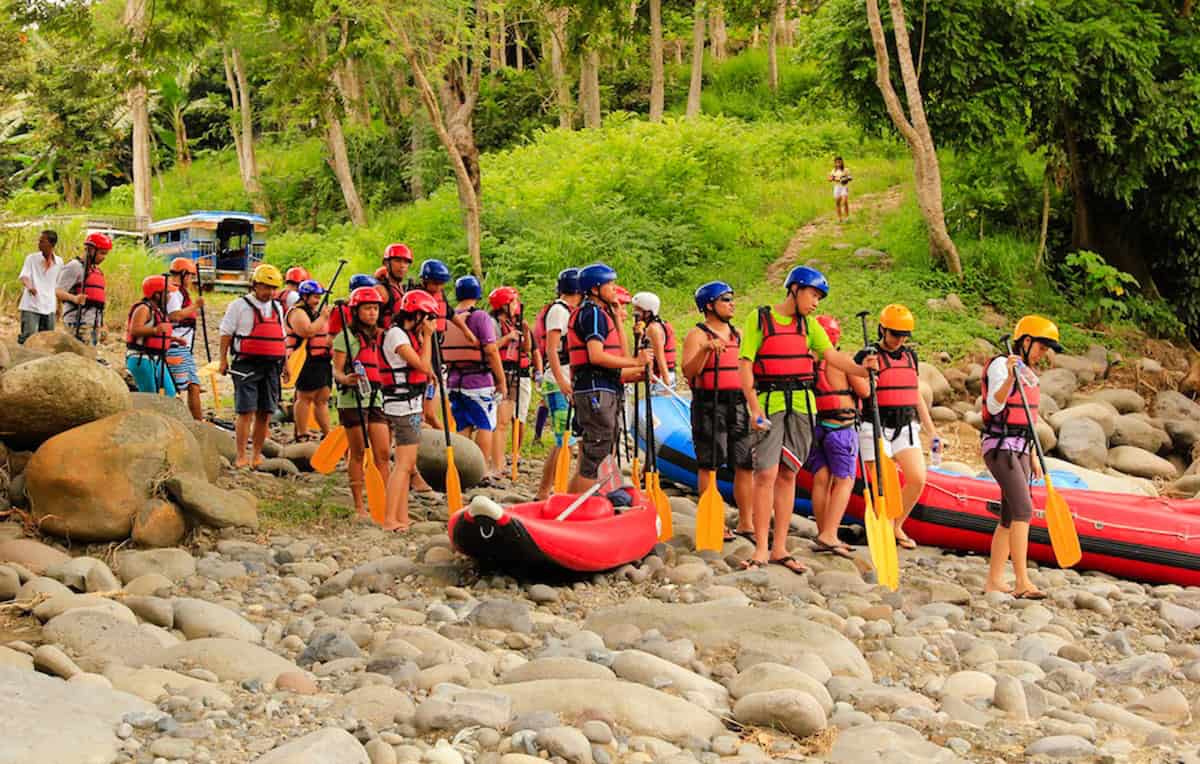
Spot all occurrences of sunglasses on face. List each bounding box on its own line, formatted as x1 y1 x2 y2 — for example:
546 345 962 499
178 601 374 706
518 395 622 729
886 329 912 338
717 296 735 303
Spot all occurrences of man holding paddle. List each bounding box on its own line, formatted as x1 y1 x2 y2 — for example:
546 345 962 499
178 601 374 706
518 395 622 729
57 232 111 346
533 268 583 500
285 279 334 441
165 258 206 420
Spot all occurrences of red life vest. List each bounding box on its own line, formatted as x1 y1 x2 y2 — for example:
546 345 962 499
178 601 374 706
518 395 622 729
328 304 350 338
535 299 571 367
567 299 625 370
345 329 383 386
814 361 859 422
379 279 406 328
175 288 196 331
441 308 486 371
498 315 532 372
286 305 332 358
875 346 920 410
73 259 106 306
233 297 286 361
981 356 1040 436
690 323 742 393
381 327 429 400
751 307 815 392
432 289 448 334
125 300 172 354
650 317 677 373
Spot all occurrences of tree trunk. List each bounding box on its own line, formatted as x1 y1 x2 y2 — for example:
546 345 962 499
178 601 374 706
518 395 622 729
648 0 664 122
80 170 92 207
410 108 426 200
709 5 727 61
545 7 573 129
124 0 152 223
322 97 368 226
1036 165 1050 268
491 3 506 70
780 1 794 47
751 24 760 48
173 106 191 167
864 0 962 275
63 173 78 208
767 1 781 93
579 48 602 129
674 39 684 65
685 1 705 119
515 23 525 70
223 47 262 200
1064 124 1094 252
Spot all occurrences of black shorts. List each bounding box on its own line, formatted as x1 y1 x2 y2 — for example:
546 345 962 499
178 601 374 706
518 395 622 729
338 406 388 428
572 389 620 480
691 392 753 471
232 360 282 414
296 354 332 392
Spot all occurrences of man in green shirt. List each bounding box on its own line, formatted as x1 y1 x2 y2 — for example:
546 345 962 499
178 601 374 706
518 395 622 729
737 266 876 573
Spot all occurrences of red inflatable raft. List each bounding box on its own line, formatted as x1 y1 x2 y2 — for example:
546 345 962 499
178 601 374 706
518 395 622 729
796 466 1200 587
448 489 660 573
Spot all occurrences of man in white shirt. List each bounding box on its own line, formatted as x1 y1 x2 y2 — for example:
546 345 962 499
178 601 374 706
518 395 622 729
17 230 62 344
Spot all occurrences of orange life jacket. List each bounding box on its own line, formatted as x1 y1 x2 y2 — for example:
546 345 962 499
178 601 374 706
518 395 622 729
286 305 332 358
381 327 429 401
566 299 624 371
441 308 487 371
751 307 815 392
649 317 677 374
690 323 742 394
125 300 172 354
814 361 858 422
875 346 920 410
233 297 286 361
498 315 532 373
981 356 1040 437
535 299 571 367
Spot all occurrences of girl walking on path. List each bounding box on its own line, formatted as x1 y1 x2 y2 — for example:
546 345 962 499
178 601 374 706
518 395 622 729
829 157 852 223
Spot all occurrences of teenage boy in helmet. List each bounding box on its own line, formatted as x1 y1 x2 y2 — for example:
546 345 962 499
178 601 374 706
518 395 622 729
166 258 206 421
565 263 651 493
57 232 111 346
683 281 754 541
739 266 876 573
533 268 583 499
377 243 414 328
855 304 938 550
632 291 676 388
808 314 860 557
219 264 289 468
125 275 179 395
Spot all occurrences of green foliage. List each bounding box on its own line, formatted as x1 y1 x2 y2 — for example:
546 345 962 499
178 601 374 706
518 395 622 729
670 48 826 120
1062 250 1140 324
943 138 1045 239
474 68 557 152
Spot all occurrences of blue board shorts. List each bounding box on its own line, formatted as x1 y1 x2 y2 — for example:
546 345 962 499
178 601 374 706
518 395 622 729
805 422 859 480
450 388 498 432
166 345 202 389
126 353 177 397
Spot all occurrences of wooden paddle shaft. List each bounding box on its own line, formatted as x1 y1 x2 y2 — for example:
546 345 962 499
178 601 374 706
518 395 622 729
1003 336 1051 474
858 311 886 490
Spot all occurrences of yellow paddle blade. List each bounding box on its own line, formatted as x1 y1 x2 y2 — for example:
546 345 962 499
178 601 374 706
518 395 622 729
864 489 887 581
446 407 457 433
1043 476 1082 568
694 478 723 551
878 505 900 591
510 421 521 482
364 447 387 525
631 458 642 491
283 340 307 390
877 444 905 520
207 372 221 417
652 473 673 541
311 426 348 474
553 443 571 494
445 446 463 513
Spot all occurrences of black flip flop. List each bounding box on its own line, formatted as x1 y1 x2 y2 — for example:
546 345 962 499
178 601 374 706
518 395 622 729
813 539 855 559
1014 589 1047 600
740 558 766 570
769 556 808 575
896 536 918 550
732 530 756 542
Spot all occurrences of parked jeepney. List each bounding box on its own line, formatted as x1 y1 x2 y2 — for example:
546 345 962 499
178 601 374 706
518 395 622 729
146 211 268 290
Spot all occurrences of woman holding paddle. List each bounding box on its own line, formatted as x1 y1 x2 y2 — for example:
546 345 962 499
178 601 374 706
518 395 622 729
332 287 391 523
285 280 333 442
981 315 1062 599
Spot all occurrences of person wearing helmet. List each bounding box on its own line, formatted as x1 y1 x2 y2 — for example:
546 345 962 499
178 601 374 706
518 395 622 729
854 303 939 550
165 258 205 420
279 266 310 312
565 263 652 493
443 275 508 480
632 291 676 388
56 232 111 346
17 229 62 344
490 286 543 477
329 274 379 338
533 268 584 499
682 281 754 542
125 274 179 396
806 314 859 558
380 289 440 530
286 279 334 442
332 286 392 521
378 243 415 328
414 259 462 428
219 263 288 468
982 316 1062 598
739 266 876 572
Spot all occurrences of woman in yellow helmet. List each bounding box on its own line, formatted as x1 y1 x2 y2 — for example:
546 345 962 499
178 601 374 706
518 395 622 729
981 315 1062 598
852 304 939 549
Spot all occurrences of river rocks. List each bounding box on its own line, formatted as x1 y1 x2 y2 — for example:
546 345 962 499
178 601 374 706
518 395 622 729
414 685 512 731
1110 414 1171 453
499 656 616 684
611 649 729 710
131 498 188 547
1091 388 1145 413
828 721 966 763
1025 735 1096 758
26 410 205 541
163 638 302 685
941 670 997 701
417 428 486 490
0 538 69 574
1155 390 1200 421
173 597 262 642
116 548 196 583
163 475 259 530
920 363 953 405
332 685 416 728
1038 369 1078 408
42 608 166 668
1160 601 1200 631
1107 446 1178 480
1049 402 1117 438
733 689 826 737
0 353 128 448
1166 419 1200 452
727 662 833 713
1052 354 1104 383
1054 417 1108 470
254 728 369 763
468 598 534 633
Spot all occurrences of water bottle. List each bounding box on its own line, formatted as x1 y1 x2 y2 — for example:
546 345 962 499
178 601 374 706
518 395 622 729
756 415 772 430
352 361 372 398
930 437 943 466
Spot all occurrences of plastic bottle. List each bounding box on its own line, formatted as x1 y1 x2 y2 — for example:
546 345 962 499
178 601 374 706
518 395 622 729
352 360 372 398
756 415 772 430
930 437 943 466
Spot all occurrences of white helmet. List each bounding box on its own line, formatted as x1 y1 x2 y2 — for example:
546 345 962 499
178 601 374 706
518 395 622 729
632 291 660 315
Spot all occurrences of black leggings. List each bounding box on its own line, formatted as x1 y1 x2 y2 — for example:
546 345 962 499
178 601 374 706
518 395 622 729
983 448 1034 528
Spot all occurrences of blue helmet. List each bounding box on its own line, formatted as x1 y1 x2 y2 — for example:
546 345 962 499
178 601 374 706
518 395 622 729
579 263 618 294
349 274 378 291
784 265 829 297
694 281 734 313
454 275 482 301
297 279 325 296
420 259 451 284
557 268 581 296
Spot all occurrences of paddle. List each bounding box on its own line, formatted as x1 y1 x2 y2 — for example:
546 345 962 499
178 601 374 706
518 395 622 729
284 259 347 390
338 307 386 524
194 263 221 416
857 311 903 521
510 312 523 482
553 404 572 494
555 455 620 520
644 357 672 541
694 342 726 552
157 277 169 396
74 249 92 342
631 364 642 491
1003 335 1082 568
311 425 348 473
433 332 463 513
858 431 899 590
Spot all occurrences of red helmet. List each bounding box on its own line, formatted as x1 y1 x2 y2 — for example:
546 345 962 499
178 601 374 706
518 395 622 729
349 286 383 308
384 243 414 262
400 289 438 315
816 314 841 346
374 265 387 280
489 286 519 311
141 275 168 299
613 286 633 305
169 257 196 274
84 232 113 252
284 266 310 284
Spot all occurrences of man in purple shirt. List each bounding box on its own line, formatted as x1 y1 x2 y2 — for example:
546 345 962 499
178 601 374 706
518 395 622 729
442 275 508 480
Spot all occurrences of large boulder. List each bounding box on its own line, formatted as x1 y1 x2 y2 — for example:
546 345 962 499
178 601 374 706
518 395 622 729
417 428 486 490
0 353 130 448
163 475 258 530
919 363 953 405
23 330 96 359
1038 369 1078 408
1090 388 1145 414
1045 457 1158 496
129 392 192 423
1051 354 1103 384
1107 446 1179 480
1154 390 1200 422
1054 417 1108 471
25 411 206 542
1048 403 1117 439
1110 414 1171 454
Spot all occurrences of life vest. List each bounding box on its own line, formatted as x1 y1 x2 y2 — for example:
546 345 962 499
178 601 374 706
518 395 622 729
498 315 532 373
649 317 677 373
751 307 815 392
690 323 742 394
535 299 571 367
814 361 858 422
175 288 196 331
73 259 106 307
342 329 383 387
125 300 172 354
441 308 486 371
327 303 349 338
381 327 429 401
981 356 1040 437
875 346 920 410
286 305 332 358
233 297 286 361
379 279 406 328
432 289 448 334
567 299 624 370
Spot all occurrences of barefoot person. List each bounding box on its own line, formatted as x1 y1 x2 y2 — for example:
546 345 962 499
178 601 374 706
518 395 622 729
285 279 333 440
533 268 583 499
380 290 438 531
682 281 753 541
982 315 1061 599
807 314 860 558
633 291 676 388
829 156 852 223
739 266 876 573
855 304 939 550
491 286 541 477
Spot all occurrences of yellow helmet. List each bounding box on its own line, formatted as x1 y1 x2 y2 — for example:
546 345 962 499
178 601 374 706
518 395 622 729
1013 315 1063 352
879 303 915 333
251 264 283 288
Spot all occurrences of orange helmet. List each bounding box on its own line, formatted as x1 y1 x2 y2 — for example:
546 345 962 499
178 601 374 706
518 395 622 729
384 243 414 262
349 286 383 308
400 289 438 315
284 266 310 284
169 257 196 274
1014 315 1063 352
141 275 168 298
879 303 915 333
